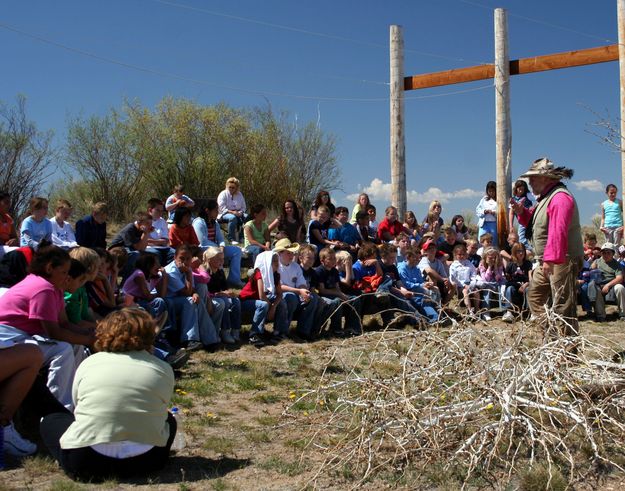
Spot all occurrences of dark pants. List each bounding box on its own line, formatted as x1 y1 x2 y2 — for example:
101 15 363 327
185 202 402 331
40 412 176 482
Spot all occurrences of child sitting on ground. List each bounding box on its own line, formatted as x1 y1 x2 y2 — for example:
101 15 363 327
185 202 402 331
477 246 506 322
66 247 101 329
397 246 440 324
502 242 532 322
438 226 462 266
448 243 480 319
275 238 318 341
202 247 242 343
315 247 363 336
20 197 52 249
476 232 494 257
376 243 421 328
466 239 481 268
418 239 454 305
239 250 289 347
50 199 78 250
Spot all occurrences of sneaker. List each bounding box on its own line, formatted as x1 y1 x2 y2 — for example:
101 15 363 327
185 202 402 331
271 332 288 343
165 349 190 370
231 329 241 342
231 241 240 246
4 422 37 456
502 311 515 323
220 329 236 345
481 313 492 322
249 334 265 348
184 340 204 352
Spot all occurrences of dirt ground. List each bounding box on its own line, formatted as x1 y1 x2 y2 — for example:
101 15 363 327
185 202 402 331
2 307 625 491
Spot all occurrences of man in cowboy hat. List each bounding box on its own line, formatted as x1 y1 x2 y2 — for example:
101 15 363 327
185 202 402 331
510 157 584 337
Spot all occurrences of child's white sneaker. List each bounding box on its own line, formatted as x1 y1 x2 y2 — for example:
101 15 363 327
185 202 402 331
502 311 515 323
481 313 492 322
4 422 37 456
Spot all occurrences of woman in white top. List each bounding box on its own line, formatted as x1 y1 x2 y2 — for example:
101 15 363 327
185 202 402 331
217 177 248 244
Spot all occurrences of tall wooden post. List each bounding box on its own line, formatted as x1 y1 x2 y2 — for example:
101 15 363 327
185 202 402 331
618 0 625 217
495 8 511 248
390 25 406 218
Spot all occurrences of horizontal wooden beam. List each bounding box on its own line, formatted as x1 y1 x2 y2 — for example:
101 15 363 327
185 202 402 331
404 44 619 91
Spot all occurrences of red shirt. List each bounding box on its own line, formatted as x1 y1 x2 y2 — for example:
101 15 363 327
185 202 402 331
239 269 262 301
377 218 404 241
168 224 199 248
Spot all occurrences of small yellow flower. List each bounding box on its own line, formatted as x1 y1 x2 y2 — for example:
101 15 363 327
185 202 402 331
303 411 309 416
318 400 325 406
176 389 188 395
289 393 296 399
485 403 494 411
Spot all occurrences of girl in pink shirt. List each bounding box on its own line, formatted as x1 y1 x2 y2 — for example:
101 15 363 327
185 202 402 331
0 245 94 410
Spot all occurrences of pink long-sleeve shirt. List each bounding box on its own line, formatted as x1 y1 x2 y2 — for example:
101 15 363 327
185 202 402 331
517 182 574 264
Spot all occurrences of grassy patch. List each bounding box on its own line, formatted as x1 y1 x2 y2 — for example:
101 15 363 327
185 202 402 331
255 415 279 426
245 429 272 443
253 393 281 404
203 435 236 455
519 464 568 491
259 456 307 477
21 455 59 477
48 480 87 491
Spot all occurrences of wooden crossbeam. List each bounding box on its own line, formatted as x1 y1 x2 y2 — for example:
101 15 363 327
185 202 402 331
404 44 619 91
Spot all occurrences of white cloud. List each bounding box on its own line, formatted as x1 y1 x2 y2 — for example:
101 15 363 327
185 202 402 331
573 180 604 192
347 178 483 205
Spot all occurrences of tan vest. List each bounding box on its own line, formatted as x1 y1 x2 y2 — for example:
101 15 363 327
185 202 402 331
531 185 583 261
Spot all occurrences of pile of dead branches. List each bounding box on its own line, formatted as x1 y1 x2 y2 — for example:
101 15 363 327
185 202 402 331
288 318 625 487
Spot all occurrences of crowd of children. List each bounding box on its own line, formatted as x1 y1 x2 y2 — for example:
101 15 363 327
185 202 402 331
2 178 625 481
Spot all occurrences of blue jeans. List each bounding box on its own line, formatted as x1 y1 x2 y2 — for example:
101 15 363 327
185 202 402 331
322 294 363 333
164 296 220 346
579 282 592 312
223 245 243 285
221 213 247 242
213 296 241 331
283 291 319 337
245 245 263 265
408 297 439 323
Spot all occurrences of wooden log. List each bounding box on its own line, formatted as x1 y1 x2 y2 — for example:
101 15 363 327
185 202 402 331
390 25 407 218
495 8 511 249
405 44 619 91
618 0 625 221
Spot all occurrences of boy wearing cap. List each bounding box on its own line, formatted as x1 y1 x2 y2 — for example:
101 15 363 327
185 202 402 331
275 238 319 340
418 239 453 304
589 242 625 322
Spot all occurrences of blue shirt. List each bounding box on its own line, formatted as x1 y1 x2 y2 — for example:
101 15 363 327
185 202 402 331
20 216 52 249
164 261 193 297
352 260 377 281
397 261 426 290
328 222 360 245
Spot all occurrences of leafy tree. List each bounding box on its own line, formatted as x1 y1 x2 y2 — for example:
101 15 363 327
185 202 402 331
66 110 144 222
60 98 340 222
0 95 55 218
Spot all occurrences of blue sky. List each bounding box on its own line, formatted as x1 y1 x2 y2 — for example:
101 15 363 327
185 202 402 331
0 0 620 224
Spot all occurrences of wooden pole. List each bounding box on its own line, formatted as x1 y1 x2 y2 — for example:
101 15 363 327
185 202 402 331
390 25 406 218
618 0 625 231
495 8 511 249
404 44 619 91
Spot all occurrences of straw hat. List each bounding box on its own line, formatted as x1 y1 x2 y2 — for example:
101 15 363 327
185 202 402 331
519 157 574 180
273 238 300 253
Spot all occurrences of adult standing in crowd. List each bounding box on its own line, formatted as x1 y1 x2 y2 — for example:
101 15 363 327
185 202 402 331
510 157 583 337
217 177 247 244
